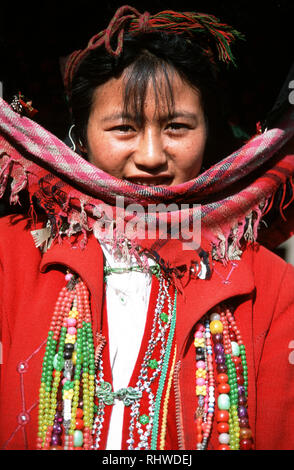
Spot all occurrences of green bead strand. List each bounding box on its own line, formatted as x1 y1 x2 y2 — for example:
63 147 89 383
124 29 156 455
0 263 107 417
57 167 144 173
85 322 96 428
38 332 59 445
70 328 83 434
151 290 177 450
225 353 240 449
239 344 248 396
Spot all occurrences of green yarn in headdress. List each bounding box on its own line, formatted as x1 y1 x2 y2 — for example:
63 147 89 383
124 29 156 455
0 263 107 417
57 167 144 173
64 5 244 95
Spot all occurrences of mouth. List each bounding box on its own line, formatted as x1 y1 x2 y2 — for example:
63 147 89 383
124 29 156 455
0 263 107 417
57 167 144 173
124 176 173 187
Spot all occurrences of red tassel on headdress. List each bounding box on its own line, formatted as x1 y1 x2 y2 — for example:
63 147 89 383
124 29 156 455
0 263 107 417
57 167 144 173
63 5 243 97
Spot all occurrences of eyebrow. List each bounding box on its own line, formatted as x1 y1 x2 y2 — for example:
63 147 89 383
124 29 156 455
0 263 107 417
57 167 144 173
101 111 199 122
165 111 199 121
101 112 135 122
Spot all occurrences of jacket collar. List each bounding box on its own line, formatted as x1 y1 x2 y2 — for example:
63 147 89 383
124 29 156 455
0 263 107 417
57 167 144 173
40 234 105 333
39 233 255 353
176 247 255 354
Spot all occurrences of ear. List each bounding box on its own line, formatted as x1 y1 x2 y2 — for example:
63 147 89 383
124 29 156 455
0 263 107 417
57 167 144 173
77 139 88 154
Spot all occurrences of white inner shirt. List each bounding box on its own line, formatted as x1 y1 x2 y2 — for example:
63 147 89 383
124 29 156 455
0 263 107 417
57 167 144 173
100 242 154 450
99 241 207 450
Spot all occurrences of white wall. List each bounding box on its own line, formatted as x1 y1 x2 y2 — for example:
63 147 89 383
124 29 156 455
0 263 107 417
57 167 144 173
280 236 294 265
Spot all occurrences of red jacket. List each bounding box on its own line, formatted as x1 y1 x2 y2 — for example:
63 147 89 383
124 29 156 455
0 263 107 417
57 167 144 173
1 214 294 450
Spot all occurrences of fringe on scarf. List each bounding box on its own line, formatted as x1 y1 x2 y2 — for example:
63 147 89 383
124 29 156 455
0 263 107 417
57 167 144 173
1 151 292 270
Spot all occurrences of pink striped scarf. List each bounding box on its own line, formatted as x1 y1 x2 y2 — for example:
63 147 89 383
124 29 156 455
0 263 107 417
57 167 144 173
1 96 294 276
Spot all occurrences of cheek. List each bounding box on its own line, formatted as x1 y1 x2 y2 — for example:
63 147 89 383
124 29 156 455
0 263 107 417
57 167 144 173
87 131 127 172
171 132 206 172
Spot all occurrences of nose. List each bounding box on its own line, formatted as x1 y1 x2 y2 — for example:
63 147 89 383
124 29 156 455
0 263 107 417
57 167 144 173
133 128 167 172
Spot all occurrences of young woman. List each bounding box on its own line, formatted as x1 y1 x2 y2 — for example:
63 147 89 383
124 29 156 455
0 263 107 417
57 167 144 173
1 5 294 451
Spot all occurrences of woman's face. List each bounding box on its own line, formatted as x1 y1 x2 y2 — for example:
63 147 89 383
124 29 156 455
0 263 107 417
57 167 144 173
86 70 207 186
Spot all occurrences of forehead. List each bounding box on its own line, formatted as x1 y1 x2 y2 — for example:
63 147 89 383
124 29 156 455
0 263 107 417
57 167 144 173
91 68 203 118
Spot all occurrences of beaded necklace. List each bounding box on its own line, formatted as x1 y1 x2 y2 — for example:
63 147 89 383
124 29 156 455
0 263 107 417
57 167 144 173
36 273 95 450
36 267 177 450
92 273 177 450
36 266 252 450
103 263 161 279
194 307 253 450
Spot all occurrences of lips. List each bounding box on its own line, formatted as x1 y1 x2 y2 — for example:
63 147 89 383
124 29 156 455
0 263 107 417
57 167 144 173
124 176 173 187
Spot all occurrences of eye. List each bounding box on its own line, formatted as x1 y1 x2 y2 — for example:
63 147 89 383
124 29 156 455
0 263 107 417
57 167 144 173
110 124 136 133
166 122 191 132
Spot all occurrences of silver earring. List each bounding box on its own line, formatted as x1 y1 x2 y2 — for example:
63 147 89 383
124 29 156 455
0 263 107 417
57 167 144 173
68 124 76 152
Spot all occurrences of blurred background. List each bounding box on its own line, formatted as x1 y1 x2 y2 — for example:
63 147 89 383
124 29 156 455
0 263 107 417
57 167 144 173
0 0 293 261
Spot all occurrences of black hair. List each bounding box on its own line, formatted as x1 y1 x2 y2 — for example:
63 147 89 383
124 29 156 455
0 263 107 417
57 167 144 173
69 31 237 168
